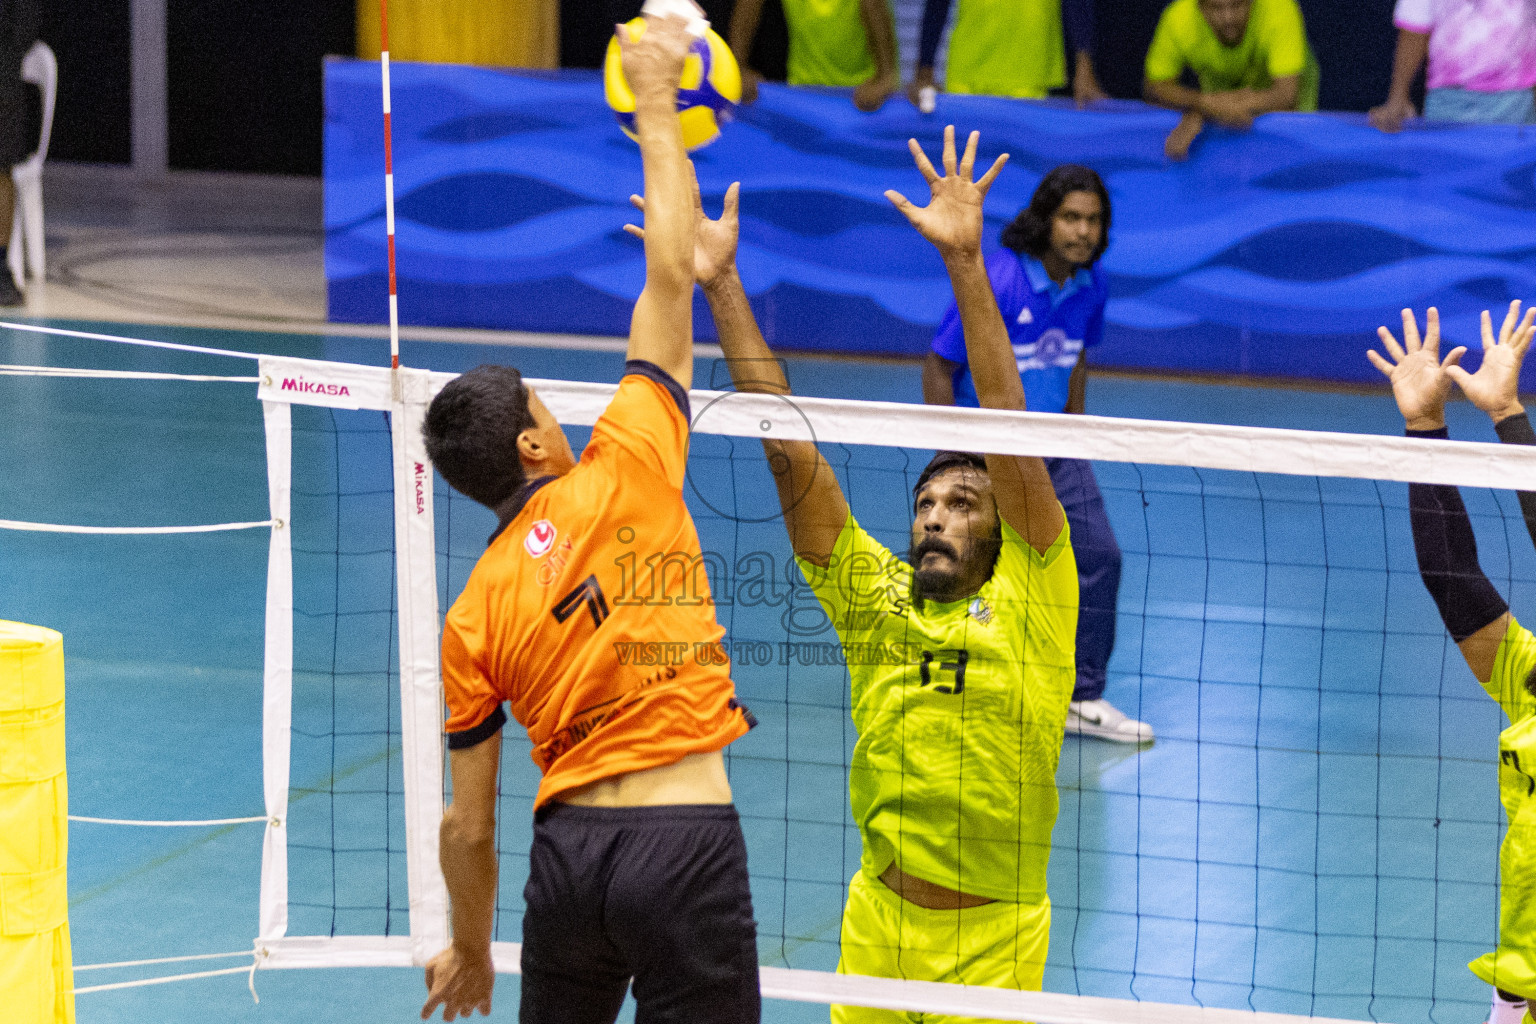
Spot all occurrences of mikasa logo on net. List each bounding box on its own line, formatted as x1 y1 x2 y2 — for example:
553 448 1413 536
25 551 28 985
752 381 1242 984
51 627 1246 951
279 376 352 397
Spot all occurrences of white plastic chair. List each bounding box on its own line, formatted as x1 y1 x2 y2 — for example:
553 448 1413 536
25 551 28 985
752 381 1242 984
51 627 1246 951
8 41 57 286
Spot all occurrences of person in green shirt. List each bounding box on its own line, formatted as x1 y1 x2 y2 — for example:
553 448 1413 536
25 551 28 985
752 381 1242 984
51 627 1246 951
632 126 1076 1020
907 0 1108 106
1369 302 1536 1024
1143 0 1320 161
730 0 900 111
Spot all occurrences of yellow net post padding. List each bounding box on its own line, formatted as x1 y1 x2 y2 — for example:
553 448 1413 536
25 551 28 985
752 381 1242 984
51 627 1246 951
0 621 74 1024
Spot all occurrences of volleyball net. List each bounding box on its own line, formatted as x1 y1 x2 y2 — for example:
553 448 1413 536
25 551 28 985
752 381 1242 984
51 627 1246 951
9 339 1532 1023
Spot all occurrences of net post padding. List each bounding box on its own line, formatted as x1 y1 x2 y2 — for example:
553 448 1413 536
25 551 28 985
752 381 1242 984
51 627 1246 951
258 399 292 944
390 368 449 965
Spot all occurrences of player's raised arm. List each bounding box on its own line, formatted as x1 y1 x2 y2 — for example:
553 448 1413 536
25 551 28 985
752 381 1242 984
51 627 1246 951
620 14 698 391
629 173 850 564
1370 307 1510 683
1446 300 1536 551
886 127 1066 554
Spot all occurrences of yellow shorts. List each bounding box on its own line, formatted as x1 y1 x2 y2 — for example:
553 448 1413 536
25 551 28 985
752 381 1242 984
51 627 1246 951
831 869 1050 1024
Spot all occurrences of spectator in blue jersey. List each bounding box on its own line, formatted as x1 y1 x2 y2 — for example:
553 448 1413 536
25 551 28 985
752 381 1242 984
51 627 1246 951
922 164 1150 744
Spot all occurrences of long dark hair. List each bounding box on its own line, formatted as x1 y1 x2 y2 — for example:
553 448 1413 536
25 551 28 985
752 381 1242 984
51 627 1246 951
999 164 1111 266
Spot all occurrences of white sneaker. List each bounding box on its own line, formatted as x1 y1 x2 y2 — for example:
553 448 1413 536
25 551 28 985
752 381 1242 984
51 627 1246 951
1066 698 1154 744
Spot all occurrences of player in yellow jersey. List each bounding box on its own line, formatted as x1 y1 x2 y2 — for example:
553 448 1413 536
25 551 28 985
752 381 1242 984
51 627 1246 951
418 14 759 1023
1370 302 1536 1024
630 125 1075 1021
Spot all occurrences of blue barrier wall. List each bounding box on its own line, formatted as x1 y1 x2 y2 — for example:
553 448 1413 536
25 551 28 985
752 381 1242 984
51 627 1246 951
325 59 1536 385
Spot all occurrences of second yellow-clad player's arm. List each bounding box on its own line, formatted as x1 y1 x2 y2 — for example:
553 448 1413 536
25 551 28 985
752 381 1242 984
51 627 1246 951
885 127 1065 555
622 15 697 391
627 161 851 566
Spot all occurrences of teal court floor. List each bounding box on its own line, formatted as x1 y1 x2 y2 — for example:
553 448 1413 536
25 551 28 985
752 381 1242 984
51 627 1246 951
0 319 1524 1024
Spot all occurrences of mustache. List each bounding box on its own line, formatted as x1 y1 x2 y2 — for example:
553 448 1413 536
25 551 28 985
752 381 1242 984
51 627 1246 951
911 537 959 562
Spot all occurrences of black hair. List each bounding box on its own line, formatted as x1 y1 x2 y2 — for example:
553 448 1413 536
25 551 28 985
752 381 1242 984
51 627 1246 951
914 451 989 509
1527 664 1536 699
999 164 1112 266
422 364 539 510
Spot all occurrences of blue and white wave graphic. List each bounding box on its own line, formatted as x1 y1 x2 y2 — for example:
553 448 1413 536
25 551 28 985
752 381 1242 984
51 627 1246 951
325 59 1536 384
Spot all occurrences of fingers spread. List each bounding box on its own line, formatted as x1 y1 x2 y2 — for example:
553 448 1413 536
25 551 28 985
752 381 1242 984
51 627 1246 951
623 224 644 239
976 153 1009 193
1482 308 1496 350
629 194 645 211
1503 299 1523 343
1400 308 1421 352
723 181 741 220
1519 308 1536 353
1378 325 1406 362
942 124 957 176
884 188 916 216
1366 349 1394 378
959 130 979 180
907 138 940 185
1425 307 1441 354
1443 345 1467 367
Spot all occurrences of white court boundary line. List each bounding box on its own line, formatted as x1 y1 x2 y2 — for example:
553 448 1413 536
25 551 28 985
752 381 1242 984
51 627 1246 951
76 951 254 972
69 815 267 826
72 966 252 995
0 363 258 381
0 519 275 534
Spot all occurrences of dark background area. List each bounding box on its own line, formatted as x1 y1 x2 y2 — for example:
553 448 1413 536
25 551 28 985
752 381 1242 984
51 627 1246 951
38 0 1410 174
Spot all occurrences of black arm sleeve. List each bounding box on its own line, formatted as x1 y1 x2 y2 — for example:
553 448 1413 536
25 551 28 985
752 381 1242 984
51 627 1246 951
1062 0 1095 57
918 0 953 69
1494 411 1536 556
1406 426 1509 643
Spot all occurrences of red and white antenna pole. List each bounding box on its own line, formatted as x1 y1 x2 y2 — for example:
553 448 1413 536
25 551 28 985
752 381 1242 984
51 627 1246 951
380 0 401 391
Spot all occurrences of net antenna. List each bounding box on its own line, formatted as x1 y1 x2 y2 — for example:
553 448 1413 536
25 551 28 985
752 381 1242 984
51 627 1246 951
379 0 401 398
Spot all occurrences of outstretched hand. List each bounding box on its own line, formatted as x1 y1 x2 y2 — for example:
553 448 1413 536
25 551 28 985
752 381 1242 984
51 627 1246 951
617 13 692 101
421 945 495 1022
1368 307 1466 431
627 162 741 288
1445 299 1534 424
885 126 1008 262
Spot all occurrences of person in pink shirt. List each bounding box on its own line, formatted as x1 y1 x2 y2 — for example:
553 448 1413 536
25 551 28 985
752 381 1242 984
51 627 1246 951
1371 0 1536 131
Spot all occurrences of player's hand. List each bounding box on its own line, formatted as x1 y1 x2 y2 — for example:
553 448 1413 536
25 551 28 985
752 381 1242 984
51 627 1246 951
421 944 495 1022
1200 90 1253 129
1073 62 1109 108
885 126 1008 262
1165 111 1203 161
627 163 741 287
1445 300 1535 423
740 66 764 104
1368 307 1466 431
618 13 692 102
1368 96 1416 134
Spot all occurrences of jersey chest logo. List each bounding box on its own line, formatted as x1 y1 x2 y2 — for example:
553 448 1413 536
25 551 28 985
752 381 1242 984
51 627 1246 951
524 520 557 558
1016 307 1034 325
968 596 993 625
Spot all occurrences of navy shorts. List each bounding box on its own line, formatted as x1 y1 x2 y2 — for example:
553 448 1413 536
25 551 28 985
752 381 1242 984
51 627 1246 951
520 802 760 1024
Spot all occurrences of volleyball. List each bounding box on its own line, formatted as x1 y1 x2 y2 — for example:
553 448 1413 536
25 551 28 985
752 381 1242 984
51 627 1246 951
603 15 741 152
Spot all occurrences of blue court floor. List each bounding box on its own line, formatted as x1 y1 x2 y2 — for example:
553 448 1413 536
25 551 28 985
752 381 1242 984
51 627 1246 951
0 319 1522 1024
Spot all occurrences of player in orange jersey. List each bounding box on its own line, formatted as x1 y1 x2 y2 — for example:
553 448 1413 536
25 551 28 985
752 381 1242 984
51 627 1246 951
417 14 760 1024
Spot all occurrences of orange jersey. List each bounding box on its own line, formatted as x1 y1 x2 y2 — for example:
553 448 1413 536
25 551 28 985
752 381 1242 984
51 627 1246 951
440 364 753 808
